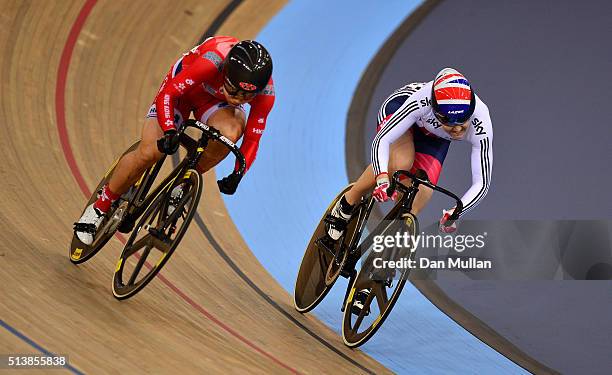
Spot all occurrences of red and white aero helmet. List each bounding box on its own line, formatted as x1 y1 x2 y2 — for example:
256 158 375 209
431 67 475 125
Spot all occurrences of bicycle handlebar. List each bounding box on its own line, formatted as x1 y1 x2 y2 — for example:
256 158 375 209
388 169 463 221
183 119 247 176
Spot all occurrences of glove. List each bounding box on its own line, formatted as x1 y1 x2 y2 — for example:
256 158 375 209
439 208 458 233
157 129 180 155
217 173 242 195
372 173 397 202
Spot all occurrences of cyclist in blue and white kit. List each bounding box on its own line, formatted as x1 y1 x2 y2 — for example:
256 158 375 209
327 68 493 238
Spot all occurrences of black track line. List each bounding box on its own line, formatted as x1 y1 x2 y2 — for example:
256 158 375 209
167 2 378 373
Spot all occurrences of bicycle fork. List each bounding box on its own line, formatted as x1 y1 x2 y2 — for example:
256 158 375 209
341 268 357 312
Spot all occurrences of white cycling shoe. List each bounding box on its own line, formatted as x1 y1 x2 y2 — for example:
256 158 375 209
326 199 352 241
74 203 105 246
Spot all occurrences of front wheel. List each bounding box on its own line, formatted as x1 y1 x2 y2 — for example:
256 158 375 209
342 212 419 348
112 169 202 300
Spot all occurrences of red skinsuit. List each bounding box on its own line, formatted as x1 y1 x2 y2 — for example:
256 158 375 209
153 36 275 173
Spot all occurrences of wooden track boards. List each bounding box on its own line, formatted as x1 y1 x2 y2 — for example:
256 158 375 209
0 1 389 373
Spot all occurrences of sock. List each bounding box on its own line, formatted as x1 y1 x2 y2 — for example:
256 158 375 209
339 195 355 216
94 184 120 214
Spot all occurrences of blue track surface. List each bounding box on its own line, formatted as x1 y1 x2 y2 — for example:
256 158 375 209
218 1 525 373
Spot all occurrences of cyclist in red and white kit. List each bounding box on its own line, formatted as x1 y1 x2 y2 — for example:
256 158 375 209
74 36 275 245
327 68 493 239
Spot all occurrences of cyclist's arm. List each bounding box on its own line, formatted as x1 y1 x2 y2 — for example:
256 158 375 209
155 55 220 132
458 120 493 217
237 81 275 173
371 99 421 177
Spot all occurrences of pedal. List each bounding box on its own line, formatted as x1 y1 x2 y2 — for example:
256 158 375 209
340 266 353 279
351 289 371 316
117 216 135 233
340 255 358 279
382 278 394 288
368 270 394 286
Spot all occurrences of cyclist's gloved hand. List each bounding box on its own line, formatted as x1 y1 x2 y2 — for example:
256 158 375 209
217 172 242 195
157 129 180 155
372 173 397 202
439 208 458 233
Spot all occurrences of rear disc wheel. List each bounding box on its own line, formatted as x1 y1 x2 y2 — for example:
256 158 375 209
293 185 361 313
69 141 140 264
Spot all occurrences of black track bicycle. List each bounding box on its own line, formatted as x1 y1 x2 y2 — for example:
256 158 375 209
69 119 245 299
294 169 462 347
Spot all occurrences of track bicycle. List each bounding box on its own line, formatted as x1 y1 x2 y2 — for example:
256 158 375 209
69 119 245 299
294 169 462 347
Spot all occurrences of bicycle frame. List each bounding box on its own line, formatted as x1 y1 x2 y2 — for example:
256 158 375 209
339 169 464 311
121 120 246 224
389 169 464 221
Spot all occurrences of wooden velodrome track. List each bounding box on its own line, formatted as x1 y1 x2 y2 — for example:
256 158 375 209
0 1 390 373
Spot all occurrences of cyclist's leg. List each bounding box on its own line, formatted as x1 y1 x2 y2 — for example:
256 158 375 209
343 165 375 205
195 103 246 173
75 116 166 243
408 184 432 214
107 60 189 195
388 130 415 181
344 93 415 205
107 117 164 195
344 130 415 205
407 127 451 214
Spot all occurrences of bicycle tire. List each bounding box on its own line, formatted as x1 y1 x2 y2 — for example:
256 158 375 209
111 169 202 299
341 212 419 347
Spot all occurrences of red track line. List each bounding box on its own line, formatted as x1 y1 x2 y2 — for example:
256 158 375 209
55 1 299 373
55 0 95 197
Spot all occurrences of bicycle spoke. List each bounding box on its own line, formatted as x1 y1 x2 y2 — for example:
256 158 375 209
373 283 389 312
124 234 151 258
149 235 171 253
123 234 151 259
354 275 373 291
160 187 194 230
127 245 152 286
